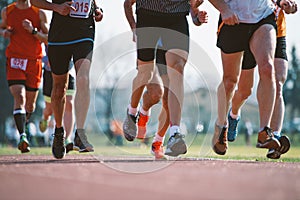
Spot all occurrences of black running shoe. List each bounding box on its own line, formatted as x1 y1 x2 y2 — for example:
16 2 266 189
267 135 290 159
66 142 74 154
74 130 94 153
52 127 66 159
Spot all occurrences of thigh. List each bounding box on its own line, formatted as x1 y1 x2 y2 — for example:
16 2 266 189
217 15 251 54
48 45 72 75
25 59 42 90
242 47 257 70
250 24 276 67
156 48 167 76
73 41 94 62
221 51 243 81
6 58 26 82
42 69 53 97
249 14 277 66
162 16 190 53
136 11 160 62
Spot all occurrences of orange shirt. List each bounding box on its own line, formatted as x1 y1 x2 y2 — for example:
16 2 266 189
5 3 42 59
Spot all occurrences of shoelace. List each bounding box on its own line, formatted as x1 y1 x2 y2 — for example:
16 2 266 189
218 128 227 144
228 116 239 130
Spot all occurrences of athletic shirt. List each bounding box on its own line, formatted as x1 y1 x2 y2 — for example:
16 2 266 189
5 3 42 59
224 0 275 23
48 0 95 45
136 0 190 16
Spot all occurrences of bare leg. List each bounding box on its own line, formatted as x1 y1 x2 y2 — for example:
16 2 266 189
74 58 91 129
270 58 288 133
157 74 170 138
166 49 188 127
51 73 68 128
131 60 156 110
64 94 75 141
250 24 276 129
231 68 255 115
217 51 243 126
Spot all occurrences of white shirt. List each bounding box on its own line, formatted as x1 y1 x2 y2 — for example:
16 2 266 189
224 0 275 23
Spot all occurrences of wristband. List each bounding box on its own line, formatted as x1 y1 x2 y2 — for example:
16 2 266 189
32 27 38 35
276 0 282 7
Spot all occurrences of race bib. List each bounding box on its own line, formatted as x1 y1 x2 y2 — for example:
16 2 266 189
10 58 28 71
69 0 92 18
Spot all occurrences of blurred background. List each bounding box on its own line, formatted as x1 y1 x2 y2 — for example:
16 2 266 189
0 0 300 149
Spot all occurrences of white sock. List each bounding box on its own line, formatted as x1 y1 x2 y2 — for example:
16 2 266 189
230 110 240 119
153 134 165 143
169 125 180 137
273 131 281 137
140 107 151 116
128 104 138 116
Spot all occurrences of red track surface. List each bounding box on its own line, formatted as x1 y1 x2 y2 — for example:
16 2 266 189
0 155 299 200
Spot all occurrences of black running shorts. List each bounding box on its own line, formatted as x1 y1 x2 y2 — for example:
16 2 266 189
242 36 287 70
217 13 277 54
48 41 94 75
136 9 189 62
42 69 75 97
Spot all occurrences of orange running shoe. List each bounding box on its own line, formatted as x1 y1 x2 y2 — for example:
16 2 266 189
151 141 167 160
137 113 149 139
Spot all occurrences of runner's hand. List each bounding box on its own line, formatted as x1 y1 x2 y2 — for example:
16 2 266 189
94 8 103 22
54 1 76 16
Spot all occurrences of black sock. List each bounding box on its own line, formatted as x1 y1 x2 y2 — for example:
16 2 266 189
26 112 32 123
13 109 26 135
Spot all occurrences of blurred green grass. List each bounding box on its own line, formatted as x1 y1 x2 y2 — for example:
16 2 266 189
1 133 299 162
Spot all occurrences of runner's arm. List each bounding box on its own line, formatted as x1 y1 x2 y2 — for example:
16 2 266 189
30 0 75 16
0 7 13 38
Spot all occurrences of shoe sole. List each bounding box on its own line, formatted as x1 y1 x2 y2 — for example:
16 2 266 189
266 135 290 159
52 148 66 159
212 145 226 155
124 132 135 141
165 139 187 157
18 140 30 153
267 149 281 159
256 138 280 149
73 145 94 153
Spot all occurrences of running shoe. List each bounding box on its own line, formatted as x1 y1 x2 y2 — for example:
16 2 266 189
123 109 138 141
65 138 74 153
39 119 48 133
52 127 66 159
151 141 167 160
137 113 149 139
227 110 240 142
18 134 30 153
256 127 280 149
165 132 187 157
267 135 290 159
74 130 94 153
212 123 228 155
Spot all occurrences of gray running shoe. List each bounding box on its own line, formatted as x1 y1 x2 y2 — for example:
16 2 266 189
123 109 138 141
165 132 187 157
52 127 66 159
74 130 94 153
